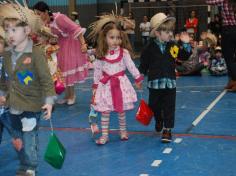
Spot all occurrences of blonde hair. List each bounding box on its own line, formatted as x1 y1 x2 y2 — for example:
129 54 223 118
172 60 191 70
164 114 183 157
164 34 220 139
96 23 133 59
3 17 28 30
157 20 175 32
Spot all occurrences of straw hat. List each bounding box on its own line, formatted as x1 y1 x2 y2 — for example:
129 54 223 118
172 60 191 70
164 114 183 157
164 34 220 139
0 1 43 33
215 46 222 51
39 26 58 38
150 13 176 37
71 11 78 16
206 32 217 46
88 14 132 43
0 26 5 39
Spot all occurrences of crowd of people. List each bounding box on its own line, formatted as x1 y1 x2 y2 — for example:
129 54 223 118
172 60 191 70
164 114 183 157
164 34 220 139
0 0 235 176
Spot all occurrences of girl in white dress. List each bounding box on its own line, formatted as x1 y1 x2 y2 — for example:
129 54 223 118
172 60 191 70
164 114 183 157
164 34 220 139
89 16 143 145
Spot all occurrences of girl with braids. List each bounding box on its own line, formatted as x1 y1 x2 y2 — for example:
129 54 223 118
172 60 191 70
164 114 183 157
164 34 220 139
89 15 143 145
206 0 236 91
33 1 88 105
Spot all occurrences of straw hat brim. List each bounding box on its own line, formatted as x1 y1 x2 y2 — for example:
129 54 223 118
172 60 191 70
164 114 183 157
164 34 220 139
150 17 176 37
71 12 78 15
0 26 5 39
39 26 58 38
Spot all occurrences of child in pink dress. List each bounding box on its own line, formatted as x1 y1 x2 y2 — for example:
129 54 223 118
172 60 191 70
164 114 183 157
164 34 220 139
90 21 143 145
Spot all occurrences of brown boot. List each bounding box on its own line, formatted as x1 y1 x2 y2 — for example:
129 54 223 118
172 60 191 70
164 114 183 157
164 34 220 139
225 80 236 89
227 84 236 92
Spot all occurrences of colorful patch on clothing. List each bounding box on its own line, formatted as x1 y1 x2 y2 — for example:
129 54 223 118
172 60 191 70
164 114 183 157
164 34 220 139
17 70 34 85
23 57 32 64
170 45 179 59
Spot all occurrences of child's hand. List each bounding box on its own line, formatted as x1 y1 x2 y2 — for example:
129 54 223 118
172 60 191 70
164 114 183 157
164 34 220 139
180 32 190 43
12 138 23 151
135 82 142 90
0 96 6 106
81 44 87 53
91 88 97 105
41 104 53 120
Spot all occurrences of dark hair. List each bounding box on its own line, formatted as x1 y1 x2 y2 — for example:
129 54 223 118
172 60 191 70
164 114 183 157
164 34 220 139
33 1 49 12
229 0 236 14
33 1 53 18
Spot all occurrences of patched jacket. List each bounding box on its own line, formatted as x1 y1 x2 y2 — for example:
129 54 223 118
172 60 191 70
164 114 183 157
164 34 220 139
0 46 55 112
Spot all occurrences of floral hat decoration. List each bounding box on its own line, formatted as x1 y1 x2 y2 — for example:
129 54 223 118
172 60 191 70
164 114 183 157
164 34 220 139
150 13 176 37
0 0 43 33
88 3 133 43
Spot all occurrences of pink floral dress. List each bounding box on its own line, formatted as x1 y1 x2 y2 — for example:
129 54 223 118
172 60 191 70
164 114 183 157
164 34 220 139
49 12 88 86
92 47 143 113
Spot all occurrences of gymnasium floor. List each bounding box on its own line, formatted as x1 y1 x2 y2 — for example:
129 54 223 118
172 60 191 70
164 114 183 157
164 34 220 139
0 70 236 176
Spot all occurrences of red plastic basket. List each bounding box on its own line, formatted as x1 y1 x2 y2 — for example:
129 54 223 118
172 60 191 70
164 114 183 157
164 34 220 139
136 99 154 126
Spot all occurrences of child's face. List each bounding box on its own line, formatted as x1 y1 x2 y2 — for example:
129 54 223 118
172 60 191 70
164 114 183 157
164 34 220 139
106 28 121 49
5 24 30 47
215 51 222 58
155 30 173 42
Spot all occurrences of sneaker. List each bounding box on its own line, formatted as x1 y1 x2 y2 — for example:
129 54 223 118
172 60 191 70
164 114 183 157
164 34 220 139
120 131 128 141
161 129 172 143
227 85 236 92
225 80 236 89
155 120 163 132
16 169 35 176
67 96 76 105
95 136 109 145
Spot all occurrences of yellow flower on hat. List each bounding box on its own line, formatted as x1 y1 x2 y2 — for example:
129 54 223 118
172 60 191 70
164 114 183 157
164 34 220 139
170 45 179 59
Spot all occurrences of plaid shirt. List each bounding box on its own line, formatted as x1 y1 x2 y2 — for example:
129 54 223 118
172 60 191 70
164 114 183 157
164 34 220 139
206 0 236 26
148 78 176 89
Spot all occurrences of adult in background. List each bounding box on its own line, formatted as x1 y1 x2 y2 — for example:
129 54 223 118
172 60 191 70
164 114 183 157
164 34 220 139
206 0 236 91
33 1 88 105
209 14 222 41
139 15 151 46
71 11 80 25
185 10 199 39
124 12 136 51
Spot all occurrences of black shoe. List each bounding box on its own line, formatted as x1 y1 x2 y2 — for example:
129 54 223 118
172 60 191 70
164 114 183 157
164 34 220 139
155 120 163 132
16 169 35 176
161 129 172 143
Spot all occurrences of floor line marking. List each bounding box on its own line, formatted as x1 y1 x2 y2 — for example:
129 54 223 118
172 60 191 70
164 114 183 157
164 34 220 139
192 90 227 127
177 85 224 88
174 138 183 143
163 148 172 154
190 90 201 93
151 160 162 167
39 127 236 140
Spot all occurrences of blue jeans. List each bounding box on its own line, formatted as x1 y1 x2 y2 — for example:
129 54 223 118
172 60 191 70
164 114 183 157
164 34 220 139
9 111 41 171
142 36 149 46
0 109 18 143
